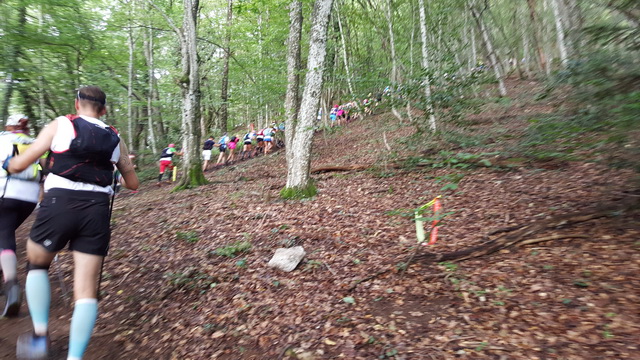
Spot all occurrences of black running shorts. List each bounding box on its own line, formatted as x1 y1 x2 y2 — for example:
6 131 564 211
0 198 37 251
30 188 111 256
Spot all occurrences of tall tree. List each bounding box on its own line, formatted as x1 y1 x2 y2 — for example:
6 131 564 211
143 23 158 155
176 0 206 188
284 0 303 156
127 19 136 152
418 0 436 132
283 0 334 197
470 1 507 97
149 0 206 188
0 4 26 125
219 0 233 134
550 0 569 66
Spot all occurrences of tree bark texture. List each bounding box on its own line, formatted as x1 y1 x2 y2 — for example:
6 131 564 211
144 24 158 154
127 23 135 152
284 0 303 166
176 0 206 188
550 0 569 66
526 0 546 73
470 3 507 97
285 0 334 190
418 0 436 132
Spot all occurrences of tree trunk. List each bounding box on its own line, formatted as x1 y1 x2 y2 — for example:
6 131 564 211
284 0 334 196
284 0 303 162
418 0 436 133
384 0 403 121
550 0 569 67
127 23 135 152
144 24 158 155
219 0 233 134
37 6 47 127
470 3 507 97
526 0 546 73
520 3 533 78
0 5 26 125
335 1 355 98
470 16 477 69
174 0 206 189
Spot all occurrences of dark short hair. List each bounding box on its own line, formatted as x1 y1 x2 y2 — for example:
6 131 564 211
77 86 106 112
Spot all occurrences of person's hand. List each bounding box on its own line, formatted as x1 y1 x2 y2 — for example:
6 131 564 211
2 155 13 174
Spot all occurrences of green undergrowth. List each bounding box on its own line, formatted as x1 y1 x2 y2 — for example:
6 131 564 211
521 51 640 172
401 151 502 170
211 241 252 257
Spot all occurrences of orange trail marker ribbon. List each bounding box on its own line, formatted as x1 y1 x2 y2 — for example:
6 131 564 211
415 196 442 245
429 197 442 245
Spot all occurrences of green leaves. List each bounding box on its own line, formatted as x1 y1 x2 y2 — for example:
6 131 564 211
212 241 252 257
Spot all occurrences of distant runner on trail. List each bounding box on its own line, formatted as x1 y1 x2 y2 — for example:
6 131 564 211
202 136 215 171
227 135 240 163
215 133 229 166
0 114 44 318
254 128 265 156
240 130 255 160
4 86 139 360
263 125 276 155
158 143 182 183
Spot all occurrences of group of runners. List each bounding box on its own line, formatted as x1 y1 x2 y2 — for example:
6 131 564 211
0 86 139 359
200 124 284 172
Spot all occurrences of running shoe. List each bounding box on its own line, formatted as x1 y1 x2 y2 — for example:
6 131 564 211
16 333 50 360
2 279 21 317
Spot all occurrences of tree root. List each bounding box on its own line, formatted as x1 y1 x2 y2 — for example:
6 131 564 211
311 164 372 174
415 207 620 264
347 203 634 292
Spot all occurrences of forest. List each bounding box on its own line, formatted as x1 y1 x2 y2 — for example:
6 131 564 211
0 0 638 359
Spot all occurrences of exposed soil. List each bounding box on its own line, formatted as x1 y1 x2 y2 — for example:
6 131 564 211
1 79 638 359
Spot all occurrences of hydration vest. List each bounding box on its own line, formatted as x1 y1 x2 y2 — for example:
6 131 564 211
0 132 41 182
203 140 214 150
49 115 120 187
161 147 174 159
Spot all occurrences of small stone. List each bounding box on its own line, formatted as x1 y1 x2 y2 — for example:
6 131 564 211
267 246 306 272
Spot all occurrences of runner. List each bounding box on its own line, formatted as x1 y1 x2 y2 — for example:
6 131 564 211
240 130 255 160
227 135 240 163
202 136 215 171
254 128 265 157
4 86 139 360
0 114 44 318
263 125 275 155
336 106 346 126
158 143 182 183
215 133 229 166
330 105 338 127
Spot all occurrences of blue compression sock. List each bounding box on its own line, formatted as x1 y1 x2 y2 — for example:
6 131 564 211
67 298 98 360
25 270 51 335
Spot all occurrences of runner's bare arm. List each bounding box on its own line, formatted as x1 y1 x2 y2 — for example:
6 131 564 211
116 142 139 190
7 119 58 173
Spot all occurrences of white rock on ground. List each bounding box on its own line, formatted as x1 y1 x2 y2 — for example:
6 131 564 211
268 246 306 272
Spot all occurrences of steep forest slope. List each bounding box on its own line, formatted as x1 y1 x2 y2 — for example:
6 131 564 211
1 80 638 360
